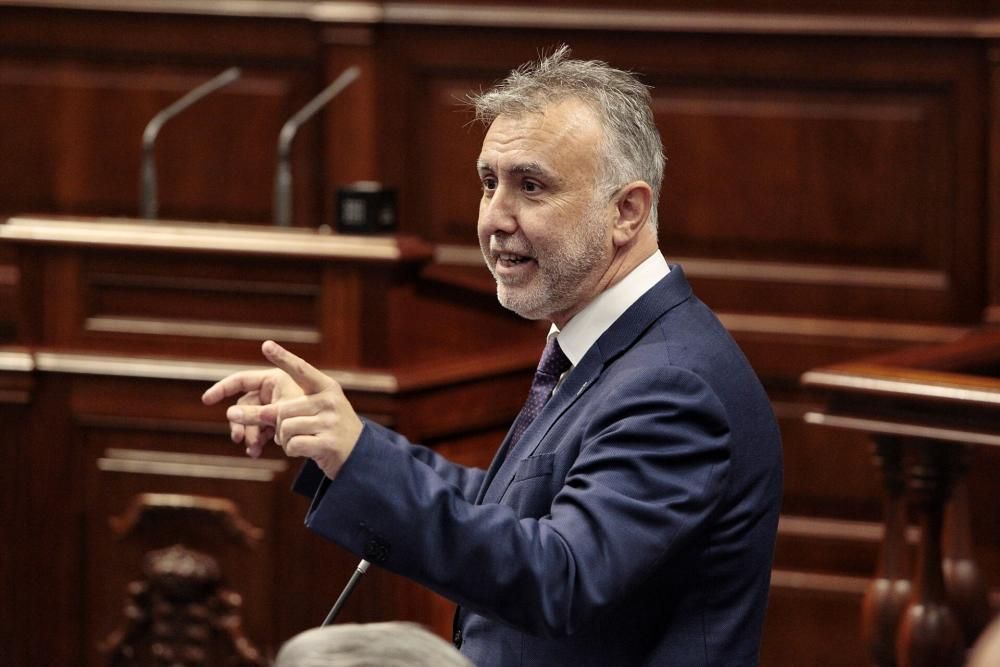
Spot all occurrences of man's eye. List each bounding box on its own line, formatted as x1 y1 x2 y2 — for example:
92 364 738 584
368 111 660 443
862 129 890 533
522 181 541 193
482 177 498 192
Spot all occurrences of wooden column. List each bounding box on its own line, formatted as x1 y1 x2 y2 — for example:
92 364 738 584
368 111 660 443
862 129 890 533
896 439 964 667
862 436 912 667
942 472 993 649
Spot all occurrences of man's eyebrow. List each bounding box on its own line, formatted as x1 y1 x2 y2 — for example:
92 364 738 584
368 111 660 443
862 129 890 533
510 162 550 177
475 160 551 178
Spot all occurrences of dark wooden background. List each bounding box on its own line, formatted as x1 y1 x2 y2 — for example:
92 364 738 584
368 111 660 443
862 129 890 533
0 1 997 665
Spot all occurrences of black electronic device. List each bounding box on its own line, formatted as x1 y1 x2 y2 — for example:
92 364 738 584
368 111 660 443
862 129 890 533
336 181 398 234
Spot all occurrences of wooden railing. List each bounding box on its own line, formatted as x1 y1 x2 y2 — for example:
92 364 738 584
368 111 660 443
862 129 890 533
803 331 1000 667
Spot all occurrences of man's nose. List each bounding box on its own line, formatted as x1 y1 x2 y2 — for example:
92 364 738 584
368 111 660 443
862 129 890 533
479 186 519 235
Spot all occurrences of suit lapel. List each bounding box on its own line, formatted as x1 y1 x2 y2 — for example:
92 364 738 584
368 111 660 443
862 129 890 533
476 266 695 506
475 428 516 504
480 359 601 505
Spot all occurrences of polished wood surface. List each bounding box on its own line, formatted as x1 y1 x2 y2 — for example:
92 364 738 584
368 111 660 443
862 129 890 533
0 216 434 259
0 1 998 664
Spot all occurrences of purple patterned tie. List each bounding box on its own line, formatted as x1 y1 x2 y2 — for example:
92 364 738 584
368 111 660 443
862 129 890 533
508 337 572 448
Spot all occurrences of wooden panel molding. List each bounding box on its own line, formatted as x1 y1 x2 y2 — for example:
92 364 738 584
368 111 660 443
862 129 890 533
6 2 1000 31
98 450 288 483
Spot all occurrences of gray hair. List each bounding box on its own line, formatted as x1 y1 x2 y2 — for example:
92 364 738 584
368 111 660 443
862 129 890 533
272 622 472 667
470 45 665 229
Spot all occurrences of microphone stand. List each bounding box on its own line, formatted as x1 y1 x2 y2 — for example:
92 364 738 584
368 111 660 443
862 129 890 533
321 558 370 626
139 67 242 220
273 65 360 227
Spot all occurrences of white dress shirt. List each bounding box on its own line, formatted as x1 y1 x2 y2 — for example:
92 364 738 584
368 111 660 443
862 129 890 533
551 251 670 372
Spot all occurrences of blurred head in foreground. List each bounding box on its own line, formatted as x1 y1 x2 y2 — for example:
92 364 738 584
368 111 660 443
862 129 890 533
968 615 1000 667
273 621 472 667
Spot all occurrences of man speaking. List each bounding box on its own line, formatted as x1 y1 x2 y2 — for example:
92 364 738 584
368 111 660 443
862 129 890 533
203 47 783 666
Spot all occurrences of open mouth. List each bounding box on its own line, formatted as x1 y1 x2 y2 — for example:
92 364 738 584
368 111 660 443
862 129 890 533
497 252 534 267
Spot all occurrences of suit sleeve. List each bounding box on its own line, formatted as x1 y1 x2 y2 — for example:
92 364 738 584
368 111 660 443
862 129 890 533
301 366 731 637
294 418 487 502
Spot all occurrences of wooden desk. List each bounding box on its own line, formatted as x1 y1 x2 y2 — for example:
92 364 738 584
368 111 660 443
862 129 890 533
802 332 1000 667
0 216 540 665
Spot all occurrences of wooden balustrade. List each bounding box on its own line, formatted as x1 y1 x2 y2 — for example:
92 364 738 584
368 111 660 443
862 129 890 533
803 331 1000 667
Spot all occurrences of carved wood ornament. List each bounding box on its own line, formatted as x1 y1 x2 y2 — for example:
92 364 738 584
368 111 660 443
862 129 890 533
102 544 265 666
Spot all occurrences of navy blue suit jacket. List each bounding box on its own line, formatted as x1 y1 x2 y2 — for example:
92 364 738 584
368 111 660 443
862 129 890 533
295 266 783 666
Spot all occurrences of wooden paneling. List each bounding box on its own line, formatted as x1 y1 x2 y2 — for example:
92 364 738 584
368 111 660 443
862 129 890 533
1 350 536 665
0 61 317 223
394 29 986 323
321 25 382 196
418 73 489 242
14 375 79 666
0 7 324 225
774 396 883 520
0 355 33 667
989 44 1000 324
763 580 869 667
0 246 16 341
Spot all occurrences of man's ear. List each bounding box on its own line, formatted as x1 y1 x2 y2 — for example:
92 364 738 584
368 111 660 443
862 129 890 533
611 181 653 247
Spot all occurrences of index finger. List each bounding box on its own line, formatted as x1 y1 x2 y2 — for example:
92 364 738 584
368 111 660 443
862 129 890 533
202 369 272 405
261 340 333 394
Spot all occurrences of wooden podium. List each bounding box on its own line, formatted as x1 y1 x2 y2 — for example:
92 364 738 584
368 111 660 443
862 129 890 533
0 216 541 665
802 332 1000 667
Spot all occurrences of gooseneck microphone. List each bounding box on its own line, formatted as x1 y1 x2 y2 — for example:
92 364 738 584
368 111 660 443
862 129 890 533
321 558 371 626
139 67 242 220
273 65 361 227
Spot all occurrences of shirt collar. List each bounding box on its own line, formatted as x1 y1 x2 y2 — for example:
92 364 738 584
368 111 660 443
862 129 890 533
549 251 669 366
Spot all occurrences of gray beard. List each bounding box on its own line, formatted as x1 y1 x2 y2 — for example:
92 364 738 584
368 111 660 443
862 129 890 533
490 205 610 321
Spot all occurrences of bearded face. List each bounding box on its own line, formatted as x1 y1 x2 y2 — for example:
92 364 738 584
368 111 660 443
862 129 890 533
481 195 611 321
476 100 615 324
